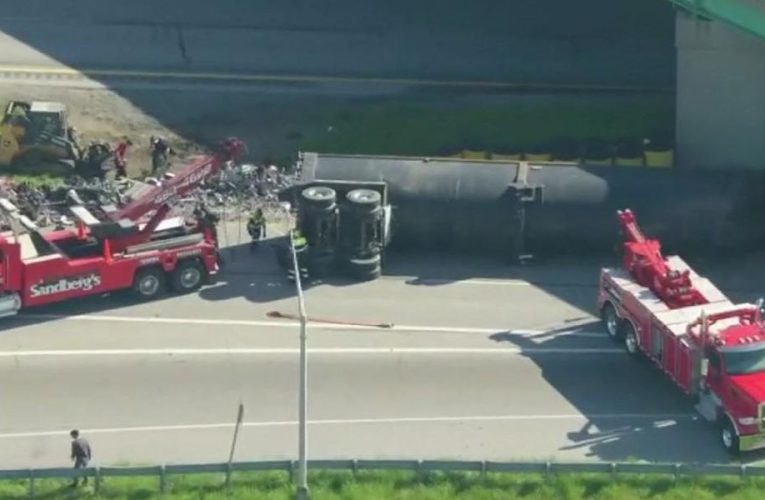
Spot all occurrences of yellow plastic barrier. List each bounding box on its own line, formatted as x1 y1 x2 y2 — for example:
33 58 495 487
645 150 674 168
615 157 645 167
460 150 489 160
524 153 553 162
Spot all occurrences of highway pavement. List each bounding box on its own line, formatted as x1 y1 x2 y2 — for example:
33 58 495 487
2 232 762 468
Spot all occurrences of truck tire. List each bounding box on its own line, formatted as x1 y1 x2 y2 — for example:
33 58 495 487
623 322 640 358
132 267 166 300
601 303 622 341
348 254 382 281
171 259 205 294
720 416 740 456
301 186 336 211
346 189 381 214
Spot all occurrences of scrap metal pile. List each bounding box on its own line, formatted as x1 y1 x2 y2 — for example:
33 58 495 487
0 161 297 230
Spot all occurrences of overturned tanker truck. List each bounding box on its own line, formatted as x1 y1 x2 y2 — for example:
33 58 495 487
281 152 765 280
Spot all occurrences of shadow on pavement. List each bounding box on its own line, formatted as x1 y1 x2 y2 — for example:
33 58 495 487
490 330 765 463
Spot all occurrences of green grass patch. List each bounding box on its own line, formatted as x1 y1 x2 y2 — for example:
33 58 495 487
297 96 673 157
5 174 65 188
2 470 765 499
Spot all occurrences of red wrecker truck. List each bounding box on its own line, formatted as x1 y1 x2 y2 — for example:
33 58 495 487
0 138 245 317
598 209 765 455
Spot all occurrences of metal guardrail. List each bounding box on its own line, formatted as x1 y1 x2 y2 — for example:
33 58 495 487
3 459 765 497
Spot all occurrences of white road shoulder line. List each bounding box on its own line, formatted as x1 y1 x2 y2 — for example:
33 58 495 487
0 413 696 439
0 347 621 357
18 312 602 338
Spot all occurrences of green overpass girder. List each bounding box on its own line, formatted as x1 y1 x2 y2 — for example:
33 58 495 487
669 0 765 40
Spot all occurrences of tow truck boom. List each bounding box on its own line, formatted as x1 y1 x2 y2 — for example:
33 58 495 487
618 209 708 309
68 138 245 254
114 137 245 222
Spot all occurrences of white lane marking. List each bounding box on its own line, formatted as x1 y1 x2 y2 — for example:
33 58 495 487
0 413 696 439
18 313 602 338
0 347 621 357
406 278 532 287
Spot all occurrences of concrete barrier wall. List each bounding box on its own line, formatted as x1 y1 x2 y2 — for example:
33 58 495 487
676 12 765 169
0 0 675 87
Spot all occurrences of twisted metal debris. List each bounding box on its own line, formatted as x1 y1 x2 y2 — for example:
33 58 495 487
0 161 296 230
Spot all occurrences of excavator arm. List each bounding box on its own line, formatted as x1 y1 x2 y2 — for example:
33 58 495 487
617 209 708 309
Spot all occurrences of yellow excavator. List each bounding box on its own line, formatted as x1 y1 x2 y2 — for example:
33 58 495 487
0 100 82 174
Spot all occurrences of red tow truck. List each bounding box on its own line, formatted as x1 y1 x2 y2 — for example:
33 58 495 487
0 138 245 317
598 209 765 455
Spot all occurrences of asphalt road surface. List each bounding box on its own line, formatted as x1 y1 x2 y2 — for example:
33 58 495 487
0 0 675 87
2 232 763 469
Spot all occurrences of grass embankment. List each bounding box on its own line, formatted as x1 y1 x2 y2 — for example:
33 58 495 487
2 470 765 500
298 97 673 158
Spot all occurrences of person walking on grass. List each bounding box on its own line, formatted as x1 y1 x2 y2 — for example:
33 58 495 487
70 429 92 487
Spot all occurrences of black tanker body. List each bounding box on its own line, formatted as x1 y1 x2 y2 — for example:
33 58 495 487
295 152 765 259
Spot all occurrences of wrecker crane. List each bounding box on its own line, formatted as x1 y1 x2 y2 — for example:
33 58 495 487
617 209 708 309
599 209 765 455
0 138 245 317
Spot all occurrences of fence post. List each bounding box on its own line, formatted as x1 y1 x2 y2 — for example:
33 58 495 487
159 465 166 493
27 469 34 499
480 460 487 479
351 459 358 479
673 463 680 481
95 467 101 494
740 464 747 479
416 460 424 483
544 462 551 479
289 460 297 483
610 462 617 480
225 462 232 489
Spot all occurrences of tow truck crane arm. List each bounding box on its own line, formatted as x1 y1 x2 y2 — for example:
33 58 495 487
113 138 246 222
104 138 246 253
617 209 708 309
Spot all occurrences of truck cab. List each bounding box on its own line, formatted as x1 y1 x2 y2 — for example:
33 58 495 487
698 320 765 453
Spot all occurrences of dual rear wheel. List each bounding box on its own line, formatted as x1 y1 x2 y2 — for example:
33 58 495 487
131 260 205 300
600 302 639 357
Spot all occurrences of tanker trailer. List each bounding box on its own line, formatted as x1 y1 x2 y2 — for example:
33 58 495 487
291 152 765 275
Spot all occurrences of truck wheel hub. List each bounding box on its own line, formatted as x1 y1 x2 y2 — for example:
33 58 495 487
606 311 618 337
180 268 201 288
722 427 733 448
625 332 637 352
140 276 160 295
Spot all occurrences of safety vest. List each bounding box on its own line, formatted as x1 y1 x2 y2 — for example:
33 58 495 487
292 232 307 248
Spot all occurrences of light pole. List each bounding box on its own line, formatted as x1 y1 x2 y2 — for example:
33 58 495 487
289 225 310 500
